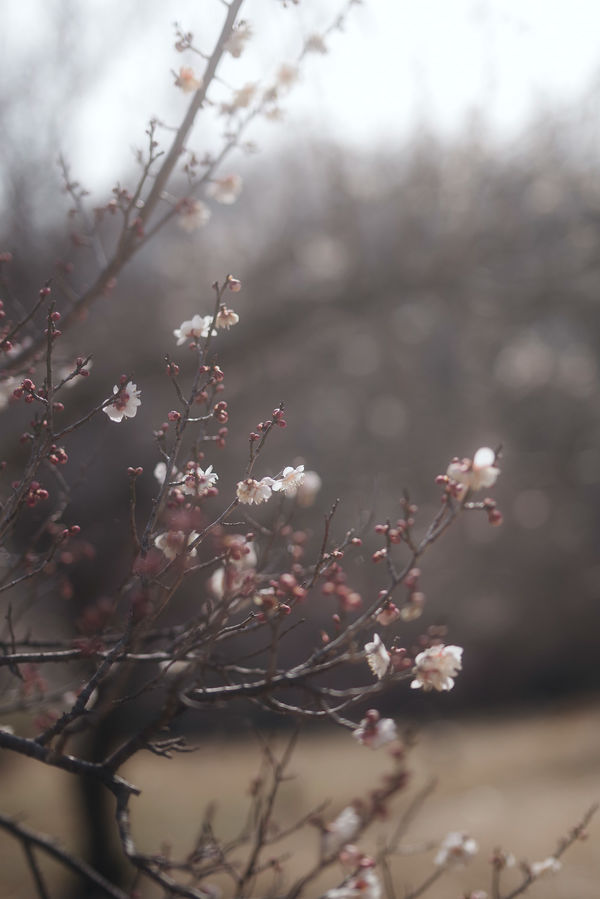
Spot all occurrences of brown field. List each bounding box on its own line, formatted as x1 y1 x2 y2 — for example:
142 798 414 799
1 698 599 898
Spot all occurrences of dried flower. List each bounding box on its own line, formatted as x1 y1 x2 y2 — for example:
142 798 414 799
447 447 500 492
364 634 390 680
411 644 463 692
103 380 141 422
272 464 305 494
435 831 479 867
353 710 397 749
236 477 275 505
175 66 203 93
207 174 243 205
174 314 216 345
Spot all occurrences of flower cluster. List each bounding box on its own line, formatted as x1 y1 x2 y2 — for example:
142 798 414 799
446 446 500 492
411 644 463 692
352 710 397 750
236 465 305 505
434 831 479 867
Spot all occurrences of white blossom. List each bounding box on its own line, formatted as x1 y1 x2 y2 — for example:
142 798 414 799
216 306 239 330
323 806 362 856
174 314 216 345
411 644 463 692
180 464 218 496
352 712 397 749
447 446 500 492
325 868 382 898
103 380 141 422
178 200 211 232
154 530 199 560
376 604 401 626
435 831 479 867
224 22 252 58
236 477 275 505
175 66 203 93
530 857 562 878
272 465 305 494
364 634 390 680
154 461 171 486
207 174 243 205
0 377 19 410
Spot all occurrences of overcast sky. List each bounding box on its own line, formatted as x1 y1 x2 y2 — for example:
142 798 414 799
4 0 600 191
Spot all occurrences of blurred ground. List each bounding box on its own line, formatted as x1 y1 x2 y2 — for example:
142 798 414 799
1 697 599 897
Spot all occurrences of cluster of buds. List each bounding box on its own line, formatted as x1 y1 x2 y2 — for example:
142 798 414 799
268 571 306 604
213 400 228 423
13 377 37 404
321 561 362 613
16 480 49 508
47 444 68 466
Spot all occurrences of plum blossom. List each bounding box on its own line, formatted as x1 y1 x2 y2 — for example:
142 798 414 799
224 22 252 57
236 477 276 505
207 174 243 205
376 603 401 626
323 806 362 856
364 634 390 680
446 447 500 492
530 857 562 878
216 306 239 330
174 314 216 345
324 868 382 898
435 831 478 867
277 63 299 87
272 465 305 494
208 535 257 600
411 644 463 692
154 461 172 486
103 380 141 422
178 200 211 232
154 530 199 560
352 710 397 749
175 66 203 93
180 464 218 496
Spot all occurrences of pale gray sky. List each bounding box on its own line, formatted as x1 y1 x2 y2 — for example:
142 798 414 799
4 0 600 190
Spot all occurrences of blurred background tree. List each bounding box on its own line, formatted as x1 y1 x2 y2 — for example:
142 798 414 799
2 0 600 717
